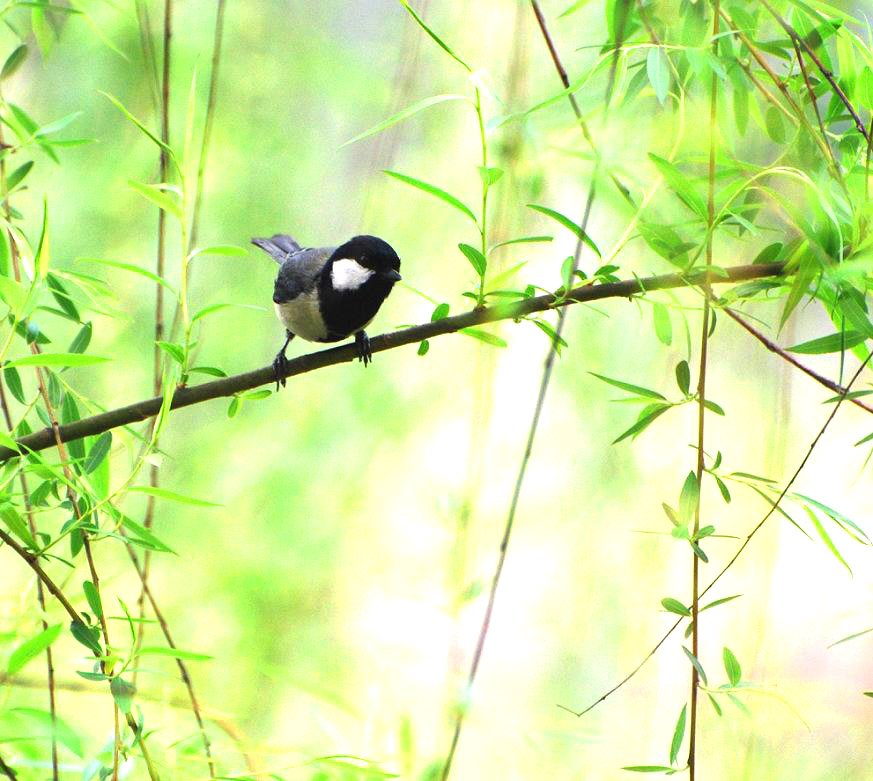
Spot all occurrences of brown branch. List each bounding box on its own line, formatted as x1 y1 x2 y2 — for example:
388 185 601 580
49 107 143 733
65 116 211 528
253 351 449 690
0 263 784 465
0 752 16 780
723 307 873 414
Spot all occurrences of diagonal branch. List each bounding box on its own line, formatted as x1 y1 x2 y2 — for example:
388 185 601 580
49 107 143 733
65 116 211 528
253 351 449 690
0 263 784 464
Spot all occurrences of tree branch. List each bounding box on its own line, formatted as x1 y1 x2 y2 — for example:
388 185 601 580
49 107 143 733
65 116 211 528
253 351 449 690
0 263 784 464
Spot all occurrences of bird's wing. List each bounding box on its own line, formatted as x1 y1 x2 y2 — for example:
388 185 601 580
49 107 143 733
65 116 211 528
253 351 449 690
251 233 303 262
273 246 335 303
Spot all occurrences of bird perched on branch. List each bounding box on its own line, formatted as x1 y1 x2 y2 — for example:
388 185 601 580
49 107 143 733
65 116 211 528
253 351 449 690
251 233 402 389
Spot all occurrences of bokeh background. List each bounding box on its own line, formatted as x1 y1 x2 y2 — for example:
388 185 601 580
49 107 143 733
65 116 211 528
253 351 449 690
2 0 873 778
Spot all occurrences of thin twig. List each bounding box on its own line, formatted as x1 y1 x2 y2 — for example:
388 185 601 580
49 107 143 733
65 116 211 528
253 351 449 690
562 350 872 717
0 262 785 465
723 307 873 414
758 0 868 141
791 38 840 178
0 752 16 780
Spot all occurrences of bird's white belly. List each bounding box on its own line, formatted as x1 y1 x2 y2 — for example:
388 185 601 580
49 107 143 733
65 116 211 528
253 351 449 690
274 291 328 342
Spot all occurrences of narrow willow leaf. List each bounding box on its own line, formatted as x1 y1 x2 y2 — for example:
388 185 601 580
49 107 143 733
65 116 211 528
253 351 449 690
341 94 467 146
417 340 429 356
1 44 27 80
661 597 690 616
529 319 568 352
622 767 678 774
682 646 708 686
613 404 670 443
4 366 25 403
68 322 92 354
128 485 221 507
792 493 870 543
397 0 471 71
100 91 178 169
7 624 62 675
675 360 690 395
110 676 135 714
648 154 707 220
82 580 102 619
559 0 590 16
702 399 725 416
83 432 112 475
458 243 486 277
0 504 37 549
36 197 49 279
679 471 699 525
5 353 109 368
803 505 852 574
527 204 601 257
188 365 227 377
787 331 866 354
189 244 248 258
47 273 80 322
35 111 81 137
191 303 265 322
69 620 101 655
669 704 687 766
647 46 670 104
765 106 785 143
714 475 731 503
827 626 873 648
653 303 672 345
384 170 477 223
708 693 723 716
431 303 450 321
78 257 175 291
459 328 506 347
488 236 552 254
113 510 176 554
127 179 181 218
156 341 185 365
588 372 666 399
8 707 83 757
723 646 741 686
137 646 213 661
701 594 742 611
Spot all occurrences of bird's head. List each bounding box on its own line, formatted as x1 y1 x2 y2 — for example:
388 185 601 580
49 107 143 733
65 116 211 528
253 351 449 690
328 235 401 292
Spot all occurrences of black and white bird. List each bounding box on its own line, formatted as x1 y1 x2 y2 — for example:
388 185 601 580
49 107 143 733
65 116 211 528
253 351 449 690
251 233 402 388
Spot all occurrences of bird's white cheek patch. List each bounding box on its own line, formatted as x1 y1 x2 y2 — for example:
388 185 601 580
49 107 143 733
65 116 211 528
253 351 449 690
331 258 374 291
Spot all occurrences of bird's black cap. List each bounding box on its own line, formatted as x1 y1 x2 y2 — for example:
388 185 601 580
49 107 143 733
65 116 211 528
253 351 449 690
330 235 400 274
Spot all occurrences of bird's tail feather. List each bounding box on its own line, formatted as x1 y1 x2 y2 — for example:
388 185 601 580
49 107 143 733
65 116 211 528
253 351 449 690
251 234 302 262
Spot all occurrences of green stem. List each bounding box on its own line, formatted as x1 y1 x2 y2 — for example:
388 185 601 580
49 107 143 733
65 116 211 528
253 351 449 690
474 86 488 306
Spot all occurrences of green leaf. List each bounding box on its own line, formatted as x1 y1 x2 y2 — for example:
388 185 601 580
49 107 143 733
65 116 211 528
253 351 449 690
1 45 28 81
189 244 248 258
529 319 568 353
385 170 477 223
47 273 80 322
714 475 731 503
459 328 506 347
613 403 670 444
803 505 852 574
100 91 178 171
69 619 101 656
702 399 725 416
661 597 690 617
723 646 741 686
36 196 49 279
765 106 785 143
458 243 487 277
708 692 723 716
127 179 181 219
8 707 83 757
68 322 92 354
156 341 185 365
682 646 708 686
675 360 690 395
827 626 873 648
83 432 111 475
669 704 687 766
5 353 109 368
622 766 679 773
0 503 36 549
527 204 601 257
4 366 25 403
188 365 227 377
701 594 742 612
7 624 62 675
653 303 672 345
227 396 240 418
397 0 471 71
679 471 699 525
110 676 135 714
35 111 81 137
431 303 450 321
417 340 429 356
77 257 175 291
127 485 221 507
137 645 213 661
648 154 708 220
787 331 866 354
191 303 265 322
477 166 504 186
82 580 102 619
792 493 870 543
488 237 551 255
341 94 467 146
112 509 176 555
647 46 670 104
588 372 666 399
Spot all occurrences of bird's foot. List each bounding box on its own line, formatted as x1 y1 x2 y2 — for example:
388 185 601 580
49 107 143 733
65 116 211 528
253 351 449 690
355 331 372 366
273 330 294 390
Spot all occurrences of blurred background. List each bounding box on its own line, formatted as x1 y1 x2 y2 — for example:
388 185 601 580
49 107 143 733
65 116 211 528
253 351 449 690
1 0 872 778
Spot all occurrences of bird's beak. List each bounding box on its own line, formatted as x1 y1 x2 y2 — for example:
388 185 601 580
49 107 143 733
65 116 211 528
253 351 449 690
383 269 402 282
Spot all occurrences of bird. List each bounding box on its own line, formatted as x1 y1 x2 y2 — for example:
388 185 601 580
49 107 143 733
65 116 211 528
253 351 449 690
251 233 402 389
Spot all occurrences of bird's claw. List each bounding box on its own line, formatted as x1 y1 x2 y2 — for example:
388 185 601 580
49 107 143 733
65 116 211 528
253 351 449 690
355 331 372 366
273 351 288 390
